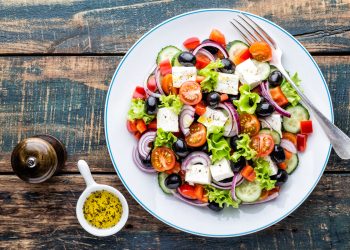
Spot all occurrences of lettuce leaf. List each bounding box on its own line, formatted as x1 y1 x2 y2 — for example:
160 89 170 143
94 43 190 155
254 158 276 190
231 134 257 162
205 185 240 208
127 98 155 124
207 129 231 163
233 84 261 114
154 128 177 148
197 59 224 92
159 94 183 115
281 72 301 106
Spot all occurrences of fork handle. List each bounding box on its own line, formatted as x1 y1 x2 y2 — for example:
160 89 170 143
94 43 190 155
276 65 350 160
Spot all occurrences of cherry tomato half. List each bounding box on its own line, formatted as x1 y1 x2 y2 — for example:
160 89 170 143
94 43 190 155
185 123 207 147
183 37 200 50
178 184 197 199
239 113 260 136
161 74 178 95
249 41 272 62
179 81 202 105
151 147 176 172
250 134 275 157
147 75 157 93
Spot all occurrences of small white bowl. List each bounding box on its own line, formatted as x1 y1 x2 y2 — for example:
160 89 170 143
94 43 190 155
76 160 129 237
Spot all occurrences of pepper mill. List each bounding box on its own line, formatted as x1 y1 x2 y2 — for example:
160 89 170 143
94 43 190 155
11 135 67 183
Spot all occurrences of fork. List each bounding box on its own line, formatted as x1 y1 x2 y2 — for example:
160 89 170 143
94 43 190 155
230 13 350 159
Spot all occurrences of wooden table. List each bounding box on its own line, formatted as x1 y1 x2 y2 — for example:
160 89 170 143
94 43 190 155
0 1 349 249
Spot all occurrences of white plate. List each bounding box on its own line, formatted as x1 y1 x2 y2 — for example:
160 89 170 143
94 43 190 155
104 9 333 237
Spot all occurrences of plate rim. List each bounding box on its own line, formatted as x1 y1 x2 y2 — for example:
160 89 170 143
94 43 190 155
104 8 334 237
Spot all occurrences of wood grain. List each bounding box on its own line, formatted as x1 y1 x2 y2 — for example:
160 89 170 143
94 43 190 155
0 0 349 54
0 56 349 173
0 174 349 249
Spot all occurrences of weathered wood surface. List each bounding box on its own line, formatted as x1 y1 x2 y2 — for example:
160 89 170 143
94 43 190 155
0 174 349 249
0 56 349 173
0 0 349 54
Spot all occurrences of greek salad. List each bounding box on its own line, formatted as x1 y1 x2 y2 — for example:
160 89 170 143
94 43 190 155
126 29 313 212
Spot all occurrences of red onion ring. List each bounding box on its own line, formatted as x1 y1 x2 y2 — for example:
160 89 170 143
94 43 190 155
179 105 195 136
171 190 209 207
137 131 156 160
155 66 165 96
194 48 215 61
217 103 236 137
231 174 241 202
210 183 232 190
132 146 156 173
223 102 241 134
259 118 273 130
280 139 297 154
260 82 291 117
193 41 229 58
181 152 211 171
242 192 279 205
143 66 161 98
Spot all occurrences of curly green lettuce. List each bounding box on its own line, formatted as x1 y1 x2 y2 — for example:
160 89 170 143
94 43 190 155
127 98 155 124
231 134 257 162
254 158 276 191
154 128 177 148
159 94 183 115
205 185 240 208
233 84 261 114
281 72 302 106
207 129 231 163
197 59 224 92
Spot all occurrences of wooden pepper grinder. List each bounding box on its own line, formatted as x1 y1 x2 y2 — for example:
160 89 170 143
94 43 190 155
11 135 67 183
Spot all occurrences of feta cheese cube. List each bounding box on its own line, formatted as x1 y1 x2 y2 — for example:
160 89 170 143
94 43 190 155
261 112 282 137
172 66 197 88
214 72 239 95
185 164 211 185
197 107 228 131
157 107 179 132
210 158 234 182
264 156 278 176
235 58 261 89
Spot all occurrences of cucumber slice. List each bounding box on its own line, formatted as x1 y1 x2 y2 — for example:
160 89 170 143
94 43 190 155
259 128 281 144
227 40 249 62
156 45 182 64
286 153 299 174
171 51 182 66
252 59 270 80
158 172 172 194
235 180 262 202
283 105 310 133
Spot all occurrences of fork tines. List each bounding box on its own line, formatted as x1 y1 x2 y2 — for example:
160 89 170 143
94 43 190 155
231 14 277 49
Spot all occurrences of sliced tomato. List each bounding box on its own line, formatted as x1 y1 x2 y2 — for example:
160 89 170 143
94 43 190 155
147 75 157 93
132 86 146 99
136 119 147 134
165 161 181 174
241 165 256 182
250 134 274 157
195 53 211 69
147 119 157 130
195 75 206 83
297 134 307 152
282 132 297 146
151 147 176 172
185 123 207 147
183 37 200 50
159 59 172 76
233 49 251 65
179 81 202 105
195 101 207 116
209 29 226 46
270 86 289 107
239 113 260 136
178 184 197 199
249 41 272 62
126 120 138 133
161 74 178 95
300 120 313 134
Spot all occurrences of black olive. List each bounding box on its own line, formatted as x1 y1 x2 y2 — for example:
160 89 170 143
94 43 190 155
230 157 246 172
219 58 235 74
202 39 219 54
256 101 274 117
208 201 223 212
270 169 288 186
178 52 196 67
141 154 152 169
206 92 221 108
268 70 284 87
270 145 286 163
228 94 240 102
145 96 158 115
173 139 190 158
230 135 240 151
165 174 182 189
221 176 234 183
198 143 209 153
